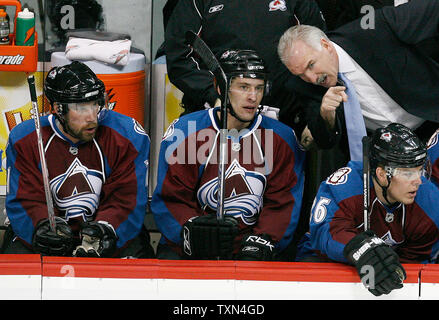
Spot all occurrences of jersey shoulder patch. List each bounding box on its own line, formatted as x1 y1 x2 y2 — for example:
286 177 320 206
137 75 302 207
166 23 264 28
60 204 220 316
326 167 352 186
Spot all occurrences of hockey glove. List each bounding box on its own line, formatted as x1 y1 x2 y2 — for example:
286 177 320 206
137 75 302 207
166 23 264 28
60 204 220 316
73 221 117 258
237 234 276 261
182 214 239 260
343 230 406 296
32 217 74 256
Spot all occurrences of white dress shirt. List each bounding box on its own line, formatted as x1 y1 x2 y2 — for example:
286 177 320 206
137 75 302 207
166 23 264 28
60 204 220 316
333 42 425 131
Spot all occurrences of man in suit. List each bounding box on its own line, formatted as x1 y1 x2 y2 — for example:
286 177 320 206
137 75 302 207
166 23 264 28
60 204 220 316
277 0 439 157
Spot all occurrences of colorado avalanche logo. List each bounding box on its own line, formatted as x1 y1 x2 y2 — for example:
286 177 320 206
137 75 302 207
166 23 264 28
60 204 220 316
162 119 179 141
381 230 404 247
380 132 392 142
326 167 351 185
427 129 439 149
133 119 147 136
197 159 267 225
269 0 287 11
50 158 103 221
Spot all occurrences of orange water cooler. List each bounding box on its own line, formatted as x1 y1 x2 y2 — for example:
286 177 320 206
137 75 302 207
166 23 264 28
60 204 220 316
50 51 147 127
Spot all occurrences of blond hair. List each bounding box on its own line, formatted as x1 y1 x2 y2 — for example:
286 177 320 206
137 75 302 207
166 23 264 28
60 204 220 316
278 25 329 67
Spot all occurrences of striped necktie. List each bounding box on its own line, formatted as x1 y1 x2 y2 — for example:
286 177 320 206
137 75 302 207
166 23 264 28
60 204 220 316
338 72 367 161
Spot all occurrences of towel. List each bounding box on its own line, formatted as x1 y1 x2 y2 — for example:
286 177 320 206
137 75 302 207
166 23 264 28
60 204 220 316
65 37 132 66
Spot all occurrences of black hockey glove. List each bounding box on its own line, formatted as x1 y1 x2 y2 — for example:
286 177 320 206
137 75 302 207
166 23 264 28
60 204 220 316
343 230 406 296
182 214 239 260
32 217 74 256
237 234 276 261
73 221 118 258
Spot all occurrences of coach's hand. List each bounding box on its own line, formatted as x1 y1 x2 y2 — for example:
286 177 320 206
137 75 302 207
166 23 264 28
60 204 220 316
320 86 347 129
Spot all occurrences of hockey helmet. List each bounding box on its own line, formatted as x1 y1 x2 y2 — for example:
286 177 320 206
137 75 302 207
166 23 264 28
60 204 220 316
219 49 268 83
370 123 428 170
44 61 106 115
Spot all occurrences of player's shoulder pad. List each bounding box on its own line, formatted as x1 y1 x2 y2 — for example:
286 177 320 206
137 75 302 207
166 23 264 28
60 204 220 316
162 109 213 142
427 129 439 151
322 161 363 199
259 115 304 152
99 110 150 146
8 115 51 144
415 181 439 226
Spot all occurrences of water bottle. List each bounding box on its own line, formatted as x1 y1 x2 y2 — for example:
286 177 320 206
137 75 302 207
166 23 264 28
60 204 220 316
16 8 35 46
0 9 10 45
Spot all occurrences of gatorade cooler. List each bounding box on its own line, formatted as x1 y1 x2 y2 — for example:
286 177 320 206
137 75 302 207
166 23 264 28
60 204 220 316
50 51 146 126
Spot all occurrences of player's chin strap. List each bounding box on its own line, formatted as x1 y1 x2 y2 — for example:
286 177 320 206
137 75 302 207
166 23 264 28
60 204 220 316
54 102 107 142
225 102 256 124
54 110 83 141
374 174 398 207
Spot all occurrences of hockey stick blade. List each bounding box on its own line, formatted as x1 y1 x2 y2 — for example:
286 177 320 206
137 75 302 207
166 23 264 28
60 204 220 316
185 31 227 99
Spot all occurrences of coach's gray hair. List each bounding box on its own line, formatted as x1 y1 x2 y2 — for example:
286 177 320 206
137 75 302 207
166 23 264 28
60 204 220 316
278 25 329 67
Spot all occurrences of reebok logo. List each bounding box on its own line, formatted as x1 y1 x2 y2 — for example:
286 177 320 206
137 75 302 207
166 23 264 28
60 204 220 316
0 54 25 65
209 4 224 13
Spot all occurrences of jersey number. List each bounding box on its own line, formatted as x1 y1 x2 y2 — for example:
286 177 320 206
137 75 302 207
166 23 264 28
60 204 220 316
312 197 331 224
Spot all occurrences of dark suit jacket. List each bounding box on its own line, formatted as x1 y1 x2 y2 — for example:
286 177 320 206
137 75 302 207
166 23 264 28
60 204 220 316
291 0 439 149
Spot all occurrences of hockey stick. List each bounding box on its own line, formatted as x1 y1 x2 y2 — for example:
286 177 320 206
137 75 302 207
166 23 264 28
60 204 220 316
185 31 228 221
362 136 371 231
27 75 57 232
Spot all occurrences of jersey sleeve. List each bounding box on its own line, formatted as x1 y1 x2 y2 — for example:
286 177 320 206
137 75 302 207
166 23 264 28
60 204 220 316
151 119 206 245
95 114 150 248
400 181 439 263
5 120 53 245
308 164 363 262
252 120 305 251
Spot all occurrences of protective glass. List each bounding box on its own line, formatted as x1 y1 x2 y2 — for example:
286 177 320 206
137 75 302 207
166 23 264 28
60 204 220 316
67 100 102 114
386 160 432 183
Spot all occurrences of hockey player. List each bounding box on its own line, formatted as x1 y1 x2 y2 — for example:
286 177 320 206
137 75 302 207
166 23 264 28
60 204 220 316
305 123 439 296
427 129 439 188
164 0 325 135
3 61 154 258
151 50 306 260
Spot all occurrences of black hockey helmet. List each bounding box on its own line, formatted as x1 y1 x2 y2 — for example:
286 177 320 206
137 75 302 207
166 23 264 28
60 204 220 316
218 49 268 82
45 61 106 115
369 123 428 171
217 50 270 123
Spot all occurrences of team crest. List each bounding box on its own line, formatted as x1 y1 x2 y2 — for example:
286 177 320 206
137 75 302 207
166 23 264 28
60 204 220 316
380 132 392 142
197 159 267 225
427 129 439 149
381 230 404 247
50 158 104 221
162 119 179 141
133 119 147 136
326 167 351 185
269 0 287 11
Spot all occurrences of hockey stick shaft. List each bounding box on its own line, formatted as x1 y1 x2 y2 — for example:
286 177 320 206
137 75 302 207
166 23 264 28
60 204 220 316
27 75 57 232
362 136 371 231
185 31 228 221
